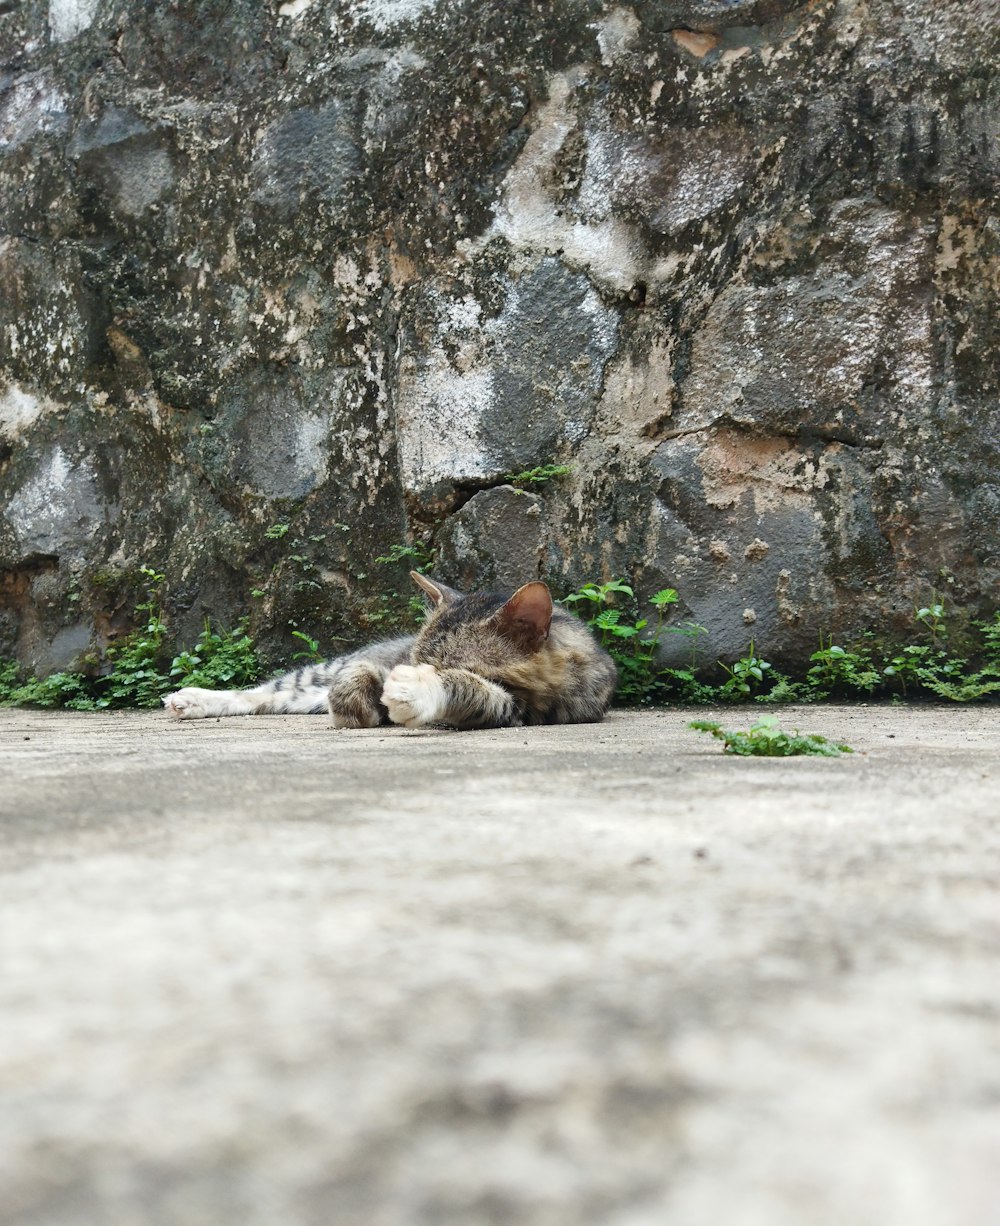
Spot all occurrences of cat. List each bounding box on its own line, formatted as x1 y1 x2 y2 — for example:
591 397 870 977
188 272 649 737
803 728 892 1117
163 571 617 730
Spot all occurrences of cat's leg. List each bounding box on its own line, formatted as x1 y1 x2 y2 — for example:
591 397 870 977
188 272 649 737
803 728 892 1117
381 664 519 730
164 637 416 722
328 660 390 729
164 664 337 720
163 686 263 720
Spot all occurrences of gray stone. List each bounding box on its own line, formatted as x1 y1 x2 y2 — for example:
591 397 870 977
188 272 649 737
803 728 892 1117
217 368 347 502
5 445 111 559
69 108 175 217
618 126 759 236
0 0 997 673
0 240 100 393
251 100 361 218
0 69 68 152
435 486 550 591
396 258 619 498
635 0 808 33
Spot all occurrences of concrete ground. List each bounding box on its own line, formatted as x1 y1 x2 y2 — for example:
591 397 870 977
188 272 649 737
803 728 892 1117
1 705 999 1226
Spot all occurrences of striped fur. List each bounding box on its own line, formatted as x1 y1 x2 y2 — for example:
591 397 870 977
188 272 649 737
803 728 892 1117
164 573 617 729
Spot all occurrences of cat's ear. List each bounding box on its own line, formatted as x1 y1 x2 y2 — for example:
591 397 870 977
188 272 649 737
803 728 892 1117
494 582 553 651
410 571 461 607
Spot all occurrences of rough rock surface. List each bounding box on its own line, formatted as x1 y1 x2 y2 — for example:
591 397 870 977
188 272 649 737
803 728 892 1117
1 0 998 672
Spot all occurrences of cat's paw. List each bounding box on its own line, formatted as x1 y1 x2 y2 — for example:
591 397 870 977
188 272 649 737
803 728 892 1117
381 664 446 728
329 662 384 729
163 688 210 720
330 707 381 729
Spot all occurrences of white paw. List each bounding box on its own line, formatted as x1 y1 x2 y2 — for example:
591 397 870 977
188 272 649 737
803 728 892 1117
381 664 446 728
163 688 210 720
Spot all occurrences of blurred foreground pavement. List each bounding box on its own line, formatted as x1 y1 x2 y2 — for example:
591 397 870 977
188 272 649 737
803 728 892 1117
2 706 999 1226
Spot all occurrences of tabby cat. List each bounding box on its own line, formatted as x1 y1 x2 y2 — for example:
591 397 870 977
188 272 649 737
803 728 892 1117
163 571 617 730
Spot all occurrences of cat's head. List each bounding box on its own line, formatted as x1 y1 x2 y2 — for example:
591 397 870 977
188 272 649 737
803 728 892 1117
409 571 553 673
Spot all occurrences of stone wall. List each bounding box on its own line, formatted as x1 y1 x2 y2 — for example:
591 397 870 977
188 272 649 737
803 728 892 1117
1 0 997 673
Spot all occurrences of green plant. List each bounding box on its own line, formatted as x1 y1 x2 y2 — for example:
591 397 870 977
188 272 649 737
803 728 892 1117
915 672 1000 702
95 567 171 708
0 659 17 695
906 603 1000 701
979 612 1000 670
289 628 324 663
877 598 992 700
0 667 97 710
718 642 773 700
504 463 574 489
373 541 437 624
648 587 680 635
375 540 435 574
169 620 260 689
882 643 934 696
564 580 715 704
654 617 715 702
689 716 853 757
265 523 290 540
564 580 650 702
563 579 635 614
756 673 805 703
1 566 264 711
796 635 881 701
563 580 1000 707
904 650 1000 702
915 599 948 647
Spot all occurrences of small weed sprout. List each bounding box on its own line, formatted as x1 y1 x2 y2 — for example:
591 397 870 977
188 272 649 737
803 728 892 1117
290 629 325 663
374 540 437 624
690 716 853 757
374 541 435 573
915 599 948 647
718 642 772 700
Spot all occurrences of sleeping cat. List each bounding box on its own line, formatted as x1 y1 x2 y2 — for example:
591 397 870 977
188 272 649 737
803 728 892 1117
163 571 618 730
